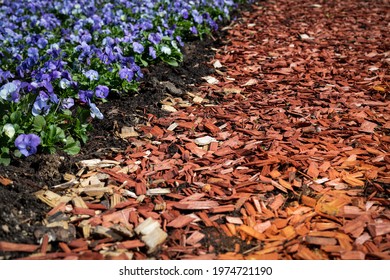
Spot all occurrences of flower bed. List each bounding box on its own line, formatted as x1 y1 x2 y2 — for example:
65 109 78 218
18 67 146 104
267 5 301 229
0 0 247 165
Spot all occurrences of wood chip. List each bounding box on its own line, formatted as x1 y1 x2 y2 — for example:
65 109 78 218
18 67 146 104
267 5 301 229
167 215 195 228
174 201 219 210
0 241 39 252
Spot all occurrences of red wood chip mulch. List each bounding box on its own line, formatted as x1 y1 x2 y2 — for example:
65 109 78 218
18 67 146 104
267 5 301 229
3 0 389 260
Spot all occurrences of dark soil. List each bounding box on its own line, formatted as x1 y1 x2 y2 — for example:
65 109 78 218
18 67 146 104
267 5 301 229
0 28 227 259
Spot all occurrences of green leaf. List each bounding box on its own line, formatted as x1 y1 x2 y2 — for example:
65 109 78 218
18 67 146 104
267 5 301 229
56 127 66 141
0 147 10 166
61 109 72 116
0 157 10 166
10 111 22 123
63 141 81 155
33 115 46 132
164 58 179 67
13 149 22 158
140 57 148 67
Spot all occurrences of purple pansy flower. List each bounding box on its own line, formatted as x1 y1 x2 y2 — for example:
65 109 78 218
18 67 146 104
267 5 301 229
181 9 189 19
95 85 109 99
133 42 144 54
119 67 134 82
191 10 203 24
78 90 94 103
149 46 156 59
32 95 51 116
15 134 41 157
37 37 48 49
27 47 39 60
148 33 162 45
0 81 21 102
59 78 71 89
176 36 184 47
190 26 198 34
84 69 99 81
61 97 74 110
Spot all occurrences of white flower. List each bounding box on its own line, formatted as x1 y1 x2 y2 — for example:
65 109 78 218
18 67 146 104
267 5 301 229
2 124 15 138
171 40 179 50
89 103 104 119
0 82 17 100
161 45 171 55
59 78 70 89
72 4 82 15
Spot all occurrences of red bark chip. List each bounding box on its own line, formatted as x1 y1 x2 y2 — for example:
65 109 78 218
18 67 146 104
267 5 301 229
0 241 39 252
150 126 165 138
204 120 221 134
185 142 207 158
166 215 195 228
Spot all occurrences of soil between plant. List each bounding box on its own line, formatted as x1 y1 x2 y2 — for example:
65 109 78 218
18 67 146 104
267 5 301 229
0 30 227 259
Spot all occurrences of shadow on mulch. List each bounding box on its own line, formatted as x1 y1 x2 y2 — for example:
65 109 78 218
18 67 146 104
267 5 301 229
0 30 229 259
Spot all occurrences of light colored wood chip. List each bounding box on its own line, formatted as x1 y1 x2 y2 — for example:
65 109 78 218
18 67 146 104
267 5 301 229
174 201 219 210
146 188 171 195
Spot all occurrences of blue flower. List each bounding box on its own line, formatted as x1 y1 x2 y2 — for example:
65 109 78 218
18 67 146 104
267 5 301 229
78 90 94 103
14 133 41 157
181 9 189 19
40 80 54 93
46 43 61 57
149 46 156 59
59 78 71 89
0 70 14 83
49 93 59 104
38 91 50 102
102 37 115 46
140 20 153 30
190 26 198 34
133 42 144 54
61 97 74 110
89 102 103 119
50 70 62 80
27 47 39 61
208 19 218 30
81 33 92 43
148 33 162 45
119 67 134 82
0 81 21 102
176 36 184 47
84 69 99 81
95 85 109 99
32 95 51 116
75 41 92 60
191 10 203 24
37 37 48 49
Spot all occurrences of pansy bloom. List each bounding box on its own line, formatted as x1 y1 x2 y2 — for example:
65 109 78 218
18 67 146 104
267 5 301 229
119 67 134 82
133 42 144 54
84 69 99 81
15 133 41 157
95 85 109 99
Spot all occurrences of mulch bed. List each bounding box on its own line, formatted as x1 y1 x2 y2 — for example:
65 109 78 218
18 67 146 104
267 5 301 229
1 0 389 260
